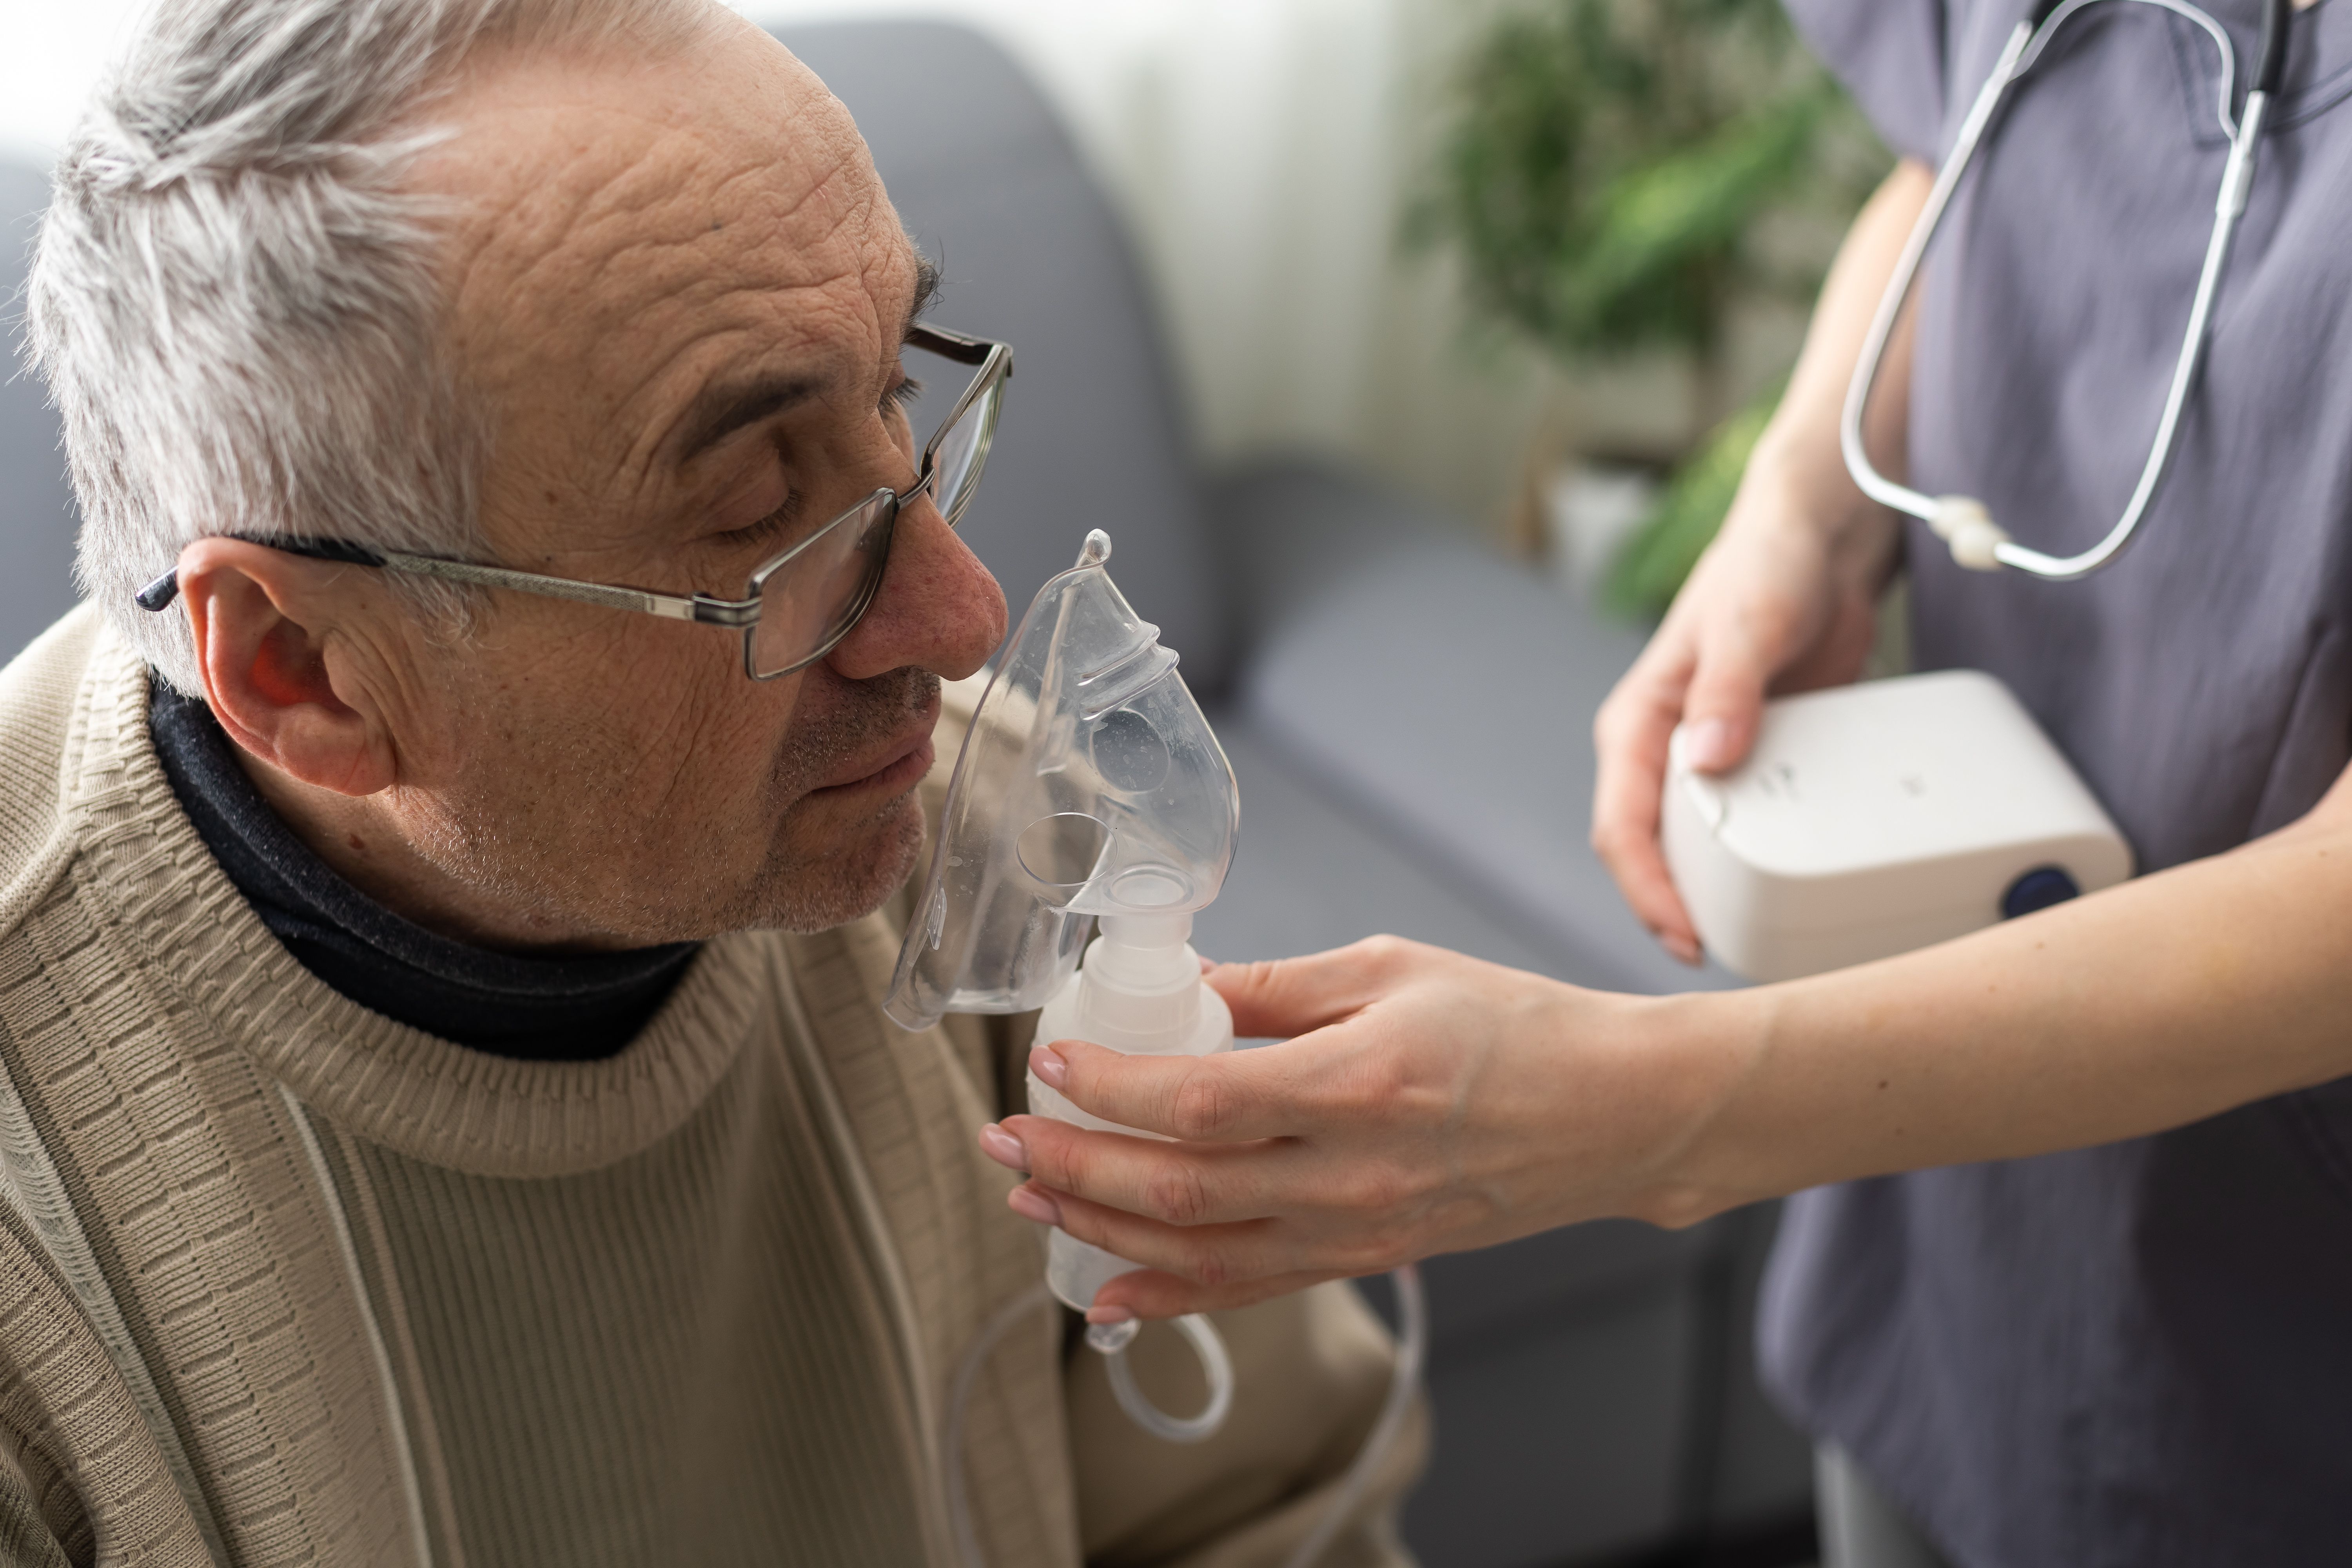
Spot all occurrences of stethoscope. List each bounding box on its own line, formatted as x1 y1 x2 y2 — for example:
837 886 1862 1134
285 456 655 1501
1842 0 2295 580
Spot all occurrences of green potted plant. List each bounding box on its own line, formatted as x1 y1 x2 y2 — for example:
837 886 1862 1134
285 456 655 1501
1414 0 1886 618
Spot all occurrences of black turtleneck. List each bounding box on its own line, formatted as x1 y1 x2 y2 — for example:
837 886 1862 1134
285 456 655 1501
149 683 699 1061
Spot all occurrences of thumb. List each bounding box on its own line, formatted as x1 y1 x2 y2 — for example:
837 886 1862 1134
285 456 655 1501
1678 620 1773 775
1204 938 1405 1040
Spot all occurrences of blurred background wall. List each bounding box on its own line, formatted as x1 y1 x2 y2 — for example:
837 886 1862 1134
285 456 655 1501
0 0 1745 546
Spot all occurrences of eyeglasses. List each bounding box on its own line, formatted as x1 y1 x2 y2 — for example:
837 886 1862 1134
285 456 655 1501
136 323 1012 680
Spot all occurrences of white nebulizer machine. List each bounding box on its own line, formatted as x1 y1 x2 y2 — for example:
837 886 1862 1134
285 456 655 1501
888 531 1425 1568
1662 670 2133 982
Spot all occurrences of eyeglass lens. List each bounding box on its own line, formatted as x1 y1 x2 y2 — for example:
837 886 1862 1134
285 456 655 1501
751 492 896 677
748 371 1001 677
927 378 1002 527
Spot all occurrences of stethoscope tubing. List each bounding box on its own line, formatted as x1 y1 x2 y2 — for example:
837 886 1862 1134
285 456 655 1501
1838 0 2290 581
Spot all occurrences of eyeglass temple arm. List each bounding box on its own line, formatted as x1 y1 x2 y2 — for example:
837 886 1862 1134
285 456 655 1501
380 553 760 627
133 535 385 612
906 323 1000 365
134 536 761 628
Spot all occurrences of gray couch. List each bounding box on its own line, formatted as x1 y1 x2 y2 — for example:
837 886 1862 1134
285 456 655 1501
0 22 1812 1566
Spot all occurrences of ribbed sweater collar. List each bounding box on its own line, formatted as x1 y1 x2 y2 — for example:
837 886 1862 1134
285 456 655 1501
146 682 697 1061
61 632 766 1178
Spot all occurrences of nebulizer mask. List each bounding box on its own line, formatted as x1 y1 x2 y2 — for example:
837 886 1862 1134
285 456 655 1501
888 532 1424 1568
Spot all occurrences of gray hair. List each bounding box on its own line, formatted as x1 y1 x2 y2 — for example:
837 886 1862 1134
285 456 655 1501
27 0 718 695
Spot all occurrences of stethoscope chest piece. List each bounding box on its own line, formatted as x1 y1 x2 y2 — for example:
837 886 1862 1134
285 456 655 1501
1929 495 2009 571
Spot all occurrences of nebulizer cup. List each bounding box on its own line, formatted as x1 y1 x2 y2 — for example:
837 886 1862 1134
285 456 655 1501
1028 896 1235 1327
889 531 1424 1566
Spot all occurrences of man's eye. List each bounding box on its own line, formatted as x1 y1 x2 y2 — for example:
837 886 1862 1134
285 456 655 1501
885 376 925 414
717 491 803 548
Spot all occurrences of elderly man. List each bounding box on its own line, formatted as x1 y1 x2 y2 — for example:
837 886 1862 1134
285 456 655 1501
0 0 1419 1563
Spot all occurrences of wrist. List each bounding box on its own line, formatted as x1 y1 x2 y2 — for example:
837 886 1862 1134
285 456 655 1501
1740 415 1899 569
1617 987 1781 1228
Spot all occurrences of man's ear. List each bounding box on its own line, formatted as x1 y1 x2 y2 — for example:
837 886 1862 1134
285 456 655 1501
174 537 400 797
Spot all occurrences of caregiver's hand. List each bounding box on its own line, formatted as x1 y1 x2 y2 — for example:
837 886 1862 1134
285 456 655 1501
984 759 2352 1320
1592 158 1929 962
1591 487 1893 961
987 937 1743 1321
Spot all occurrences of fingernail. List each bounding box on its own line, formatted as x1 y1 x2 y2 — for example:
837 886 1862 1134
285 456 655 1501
1086 1304 1134 1326
1687 717 1731 771
1007 1186 1062 1226
1029 1046 1069 1091
1663 932 1702 966
977 1123 1028 1173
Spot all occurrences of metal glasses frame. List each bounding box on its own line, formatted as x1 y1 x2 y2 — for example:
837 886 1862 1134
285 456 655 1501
136 323 1012 679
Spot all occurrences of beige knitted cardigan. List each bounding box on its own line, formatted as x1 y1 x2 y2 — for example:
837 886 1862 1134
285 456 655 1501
0 608 1421 1568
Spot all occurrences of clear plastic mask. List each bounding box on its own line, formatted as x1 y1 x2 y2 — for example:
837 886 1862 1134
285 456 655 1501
886 530 1239 1031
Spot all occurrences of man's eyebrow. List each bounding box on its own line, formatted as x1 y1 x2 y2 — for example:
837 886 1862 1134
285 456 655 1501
676 370 825 464
674 257 938 465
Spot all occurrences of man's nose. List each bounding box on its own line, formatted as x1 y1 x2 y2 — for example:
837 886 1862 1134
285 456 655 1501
825 493 1006 683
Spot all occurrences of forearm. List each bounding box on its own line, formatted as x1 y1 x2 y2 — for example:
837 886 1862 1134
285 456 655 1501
1658 771 2352 1219
1001 785 2352 1310
1740 156 1929 544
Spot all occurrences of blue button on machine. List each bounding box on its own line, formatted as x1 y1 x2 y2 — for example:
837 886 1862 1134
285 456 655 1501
2002 866 2082 920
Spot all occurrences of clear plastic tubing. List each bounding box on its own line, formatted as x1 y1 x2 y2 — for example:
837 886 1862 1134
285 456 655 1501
943 1269 1429 1568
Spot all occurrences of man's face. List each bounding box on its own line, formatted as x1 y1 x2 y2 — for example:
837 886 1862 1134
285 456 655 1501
369 14 1005 946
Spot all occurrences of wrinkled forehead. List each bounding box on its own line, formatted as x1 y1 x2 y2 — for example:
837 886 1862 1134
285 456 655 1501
416 19 912 465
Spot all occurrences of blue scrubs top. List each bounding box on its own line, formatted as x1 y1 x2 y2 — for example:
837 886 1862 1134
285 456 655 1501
1762 1 2352 1563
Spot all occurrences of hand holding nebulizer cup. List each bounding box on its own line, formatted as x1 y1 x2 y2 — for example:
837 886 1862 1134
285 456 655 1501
888 528 1246 1443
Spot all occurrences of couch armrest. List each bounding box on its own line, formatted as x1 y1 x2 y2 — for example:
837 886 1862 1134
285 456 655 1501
1230 470 1734 995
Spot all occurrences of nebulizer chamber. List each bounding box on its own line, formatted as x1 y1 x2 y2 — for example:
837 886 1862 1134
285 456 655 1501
891 533 1425 1564
1029 911 1234 1312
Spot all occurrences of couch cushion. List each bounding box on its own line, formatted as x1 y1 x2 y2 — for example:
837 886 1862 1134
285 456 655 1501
777 22 1229 691
1243 535 1736 995
1198 715 1581 979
